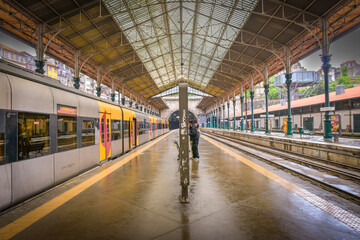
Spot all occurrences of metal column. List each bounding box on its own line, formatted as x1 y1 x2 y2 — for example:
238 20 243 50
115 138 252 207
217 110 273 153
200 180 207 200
111 78 115 102
264 65 270 134
218 105 221 129
250 78 255 132
179 83 189 203
321 18 332 140
285 47 293 136
73 50 80 89
35 24 45 74
121 85 126 105
227 99 230 130
245 87 248 131
222 103 225 129
233 92 236 131
96 67 101 97
240 85 244 131
215 108 218 128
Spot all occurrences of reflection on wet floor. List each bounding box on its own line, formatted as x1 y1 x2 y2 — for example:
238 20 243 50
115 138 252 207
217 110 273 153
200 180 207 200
2 130 359 240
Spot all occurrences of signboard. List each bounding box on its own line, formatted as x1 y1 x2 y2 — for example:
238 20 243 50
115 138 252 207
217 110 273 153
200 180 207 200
260 114 275 118
283 118 287 133
330 114 341 135
320 107 335 112
57 104 77 116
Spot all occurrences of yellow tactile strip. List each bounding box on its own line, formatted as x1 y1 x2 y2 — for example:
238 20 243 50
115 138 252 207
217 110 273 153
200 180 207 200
0 131 173 240
203 135 360 233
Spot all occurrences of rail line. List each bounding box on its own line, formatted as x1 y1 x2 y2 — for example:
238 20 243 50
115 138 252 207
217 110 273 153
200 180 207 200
203 132 360 204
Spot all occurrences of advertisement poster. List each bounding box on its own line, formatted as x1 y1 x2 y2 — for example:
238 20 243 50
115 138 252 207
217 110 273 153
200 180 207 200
283 118 287 133
331 114 341 135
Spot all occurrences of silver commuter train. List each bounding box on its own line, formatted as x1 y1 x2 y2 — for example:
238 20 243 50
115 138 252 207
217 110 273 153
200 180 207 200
0 60 169 211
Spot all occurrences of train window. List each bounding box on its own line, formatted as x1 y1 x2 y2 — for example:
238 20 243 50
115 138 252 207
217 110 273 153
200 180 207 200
111 120 121 140
101 118 105 144
123 120 129 138
57 116 77 152
0 133 4 165
82 120 95 147
18 112 50 160
138 121 143 135
107 119 110 141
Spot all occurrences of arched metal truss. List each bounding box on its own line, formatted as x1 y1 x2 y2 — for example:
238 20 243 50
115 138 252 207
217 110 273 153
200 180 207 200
1 0 359 109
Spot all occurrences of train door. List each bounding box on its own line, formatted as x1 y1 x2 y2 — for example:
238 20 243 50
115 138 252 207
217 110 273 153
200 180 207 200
133 117 138 147
100 112 111 161
155 122 158 137
4 111 17 163
130 118 135 149
149 118 152 140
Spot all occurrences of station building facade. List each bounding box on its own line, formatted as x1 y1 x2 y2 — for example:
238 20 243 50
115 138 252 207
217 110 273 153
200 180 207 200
230 86 360 134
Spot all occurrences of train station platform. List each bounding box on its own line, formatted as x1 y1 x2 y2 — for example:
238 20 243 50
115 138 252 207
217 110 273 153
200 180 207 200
202 128 360 168
0 130 359 239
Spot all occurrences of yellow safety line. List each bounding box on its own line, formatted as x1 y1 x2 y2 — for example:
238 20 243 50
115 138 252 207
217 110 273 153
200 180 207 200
203 135 360 233
0 131 173 240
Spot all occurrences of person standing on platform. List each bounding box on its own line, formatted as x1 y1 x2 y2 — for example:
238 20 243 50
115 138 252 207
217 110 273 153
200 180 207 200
189 120 200 161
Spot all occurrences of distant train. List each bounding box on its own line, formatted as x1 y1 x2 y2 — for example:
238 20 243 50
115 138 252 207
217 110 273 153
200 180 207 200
0 60 169 211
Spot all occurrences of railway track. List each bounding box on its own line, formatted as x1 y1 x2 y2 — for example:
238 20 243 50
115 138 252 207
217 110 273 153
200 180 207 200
203 132 360 204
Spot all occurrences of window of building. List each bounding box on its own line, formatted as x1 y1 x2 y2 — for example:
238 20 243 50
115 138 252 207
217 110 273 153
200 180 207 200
16 55 19 61
111 120 121 140
18 112 50 160
275 119 279 129
4 51 8 58
352 99 360 109
336 100 350 111
82 120 95 147
10 53 14 59
303 117 314 131
49 66 52 71
57 116 77 152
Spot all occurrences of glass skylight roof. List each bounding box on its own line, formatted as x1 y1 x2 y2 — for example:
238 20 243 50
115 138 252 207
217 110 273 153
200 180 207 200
104 0 258 88
151 85 213 98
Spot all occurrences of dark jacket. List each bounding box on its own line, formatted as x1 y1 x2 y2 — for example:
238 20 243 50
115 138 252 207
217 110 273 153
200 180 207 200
189 125 199 141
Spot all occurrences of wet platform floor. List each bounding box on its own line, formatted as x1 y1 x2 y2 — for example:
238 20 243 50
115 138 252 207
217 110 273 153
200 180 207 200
0 130 359 240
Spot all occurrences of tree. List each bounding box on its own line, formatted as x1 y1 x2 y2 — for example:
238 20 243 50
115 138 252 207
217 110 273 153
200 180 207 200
341 65 348 77
269 85 279 99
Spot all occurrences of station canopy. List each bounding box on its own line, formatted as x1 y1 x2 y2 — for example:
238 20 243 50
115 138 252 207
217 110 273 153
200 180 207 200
2 0 359 109
103 0 257 88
